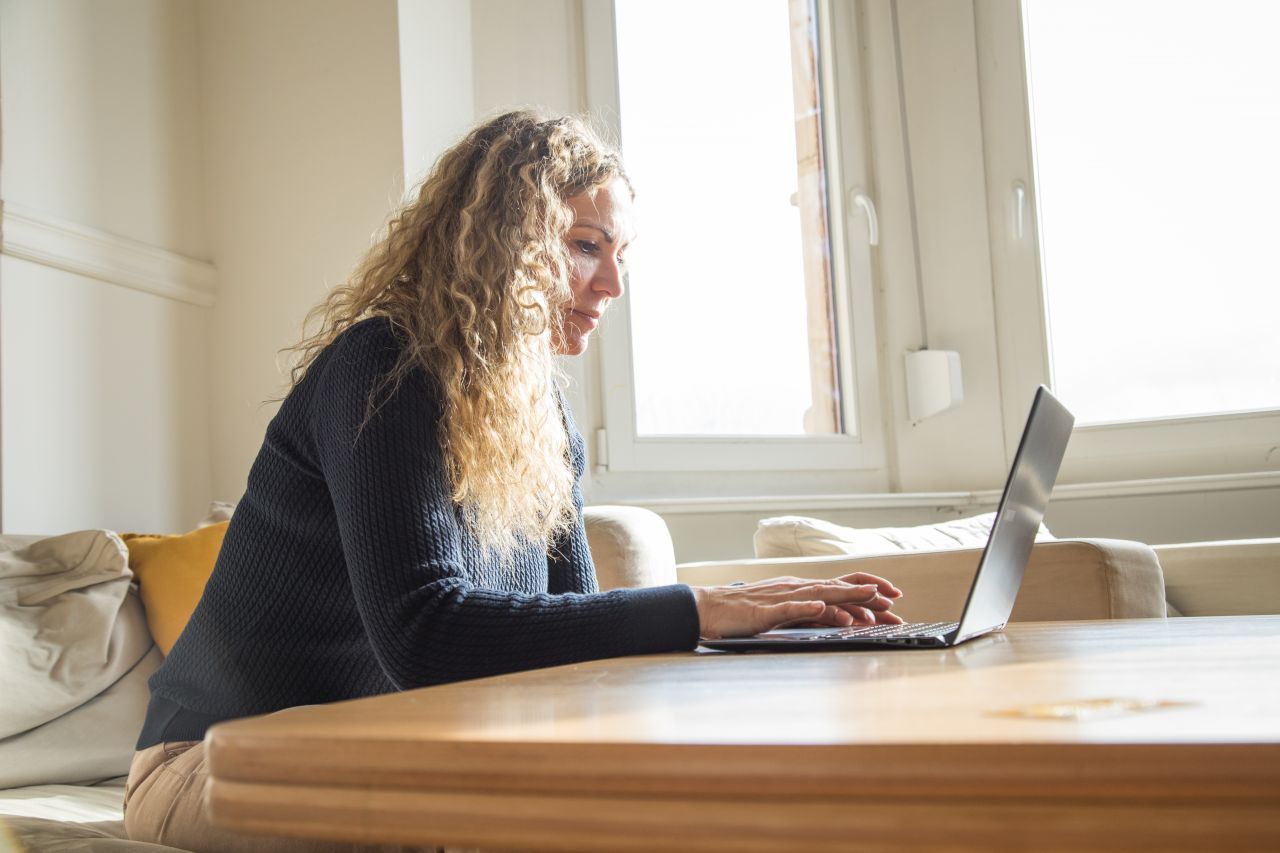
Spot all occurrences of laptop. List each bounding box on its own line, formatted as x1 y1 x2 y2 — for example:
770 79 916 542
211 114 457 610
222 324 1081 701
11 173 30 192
701 385 1075 652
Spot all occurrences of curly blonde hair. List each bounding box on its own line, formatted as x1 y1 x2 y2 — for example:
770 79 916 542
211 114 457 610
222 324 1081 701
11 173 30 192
285 110 629 556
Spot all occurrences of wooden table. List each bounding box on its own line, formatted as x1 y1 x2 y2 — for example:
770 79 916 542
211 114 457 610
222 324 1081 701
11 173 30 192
206 616 1280 851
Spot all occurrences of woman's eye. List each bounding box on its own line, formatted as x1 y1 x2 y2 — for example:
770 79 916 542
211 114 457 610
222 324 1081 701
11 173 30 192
576 240 599 255
616 253 627 268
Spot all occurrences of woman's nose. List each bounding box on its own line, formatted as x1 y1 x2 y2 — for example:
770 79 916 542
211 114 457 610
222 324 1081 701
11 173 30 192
595 257 625 298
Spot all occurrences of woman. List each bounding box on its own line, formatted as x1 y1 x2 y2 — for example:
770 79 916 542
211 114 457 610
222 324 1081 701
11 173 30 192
123 111 902 852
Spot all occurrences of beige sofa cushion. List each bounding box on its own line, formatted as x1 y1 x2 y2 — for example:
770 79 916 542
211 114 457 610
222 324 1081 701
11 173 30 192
0 639 161 788
584 506 677 591
754 512 1054 558
678 538 1167 622
0 532 157 787
1155 538 1280 617
0 531 144 738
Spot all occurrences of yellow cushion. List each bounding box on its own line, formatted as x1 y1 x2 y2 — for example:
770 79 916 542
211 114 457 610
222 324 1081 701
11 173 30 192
122 522 228 655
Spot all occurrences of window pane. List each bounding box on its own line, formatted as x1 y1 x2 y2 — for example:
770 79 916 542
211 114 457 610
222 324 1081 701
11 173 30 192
614 0 840 436
1024 0 1280 424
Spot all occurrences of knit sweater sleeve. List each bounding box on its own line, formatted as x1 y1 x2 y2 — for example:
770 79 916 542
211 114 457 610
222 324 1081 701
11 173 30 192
309 322 699 689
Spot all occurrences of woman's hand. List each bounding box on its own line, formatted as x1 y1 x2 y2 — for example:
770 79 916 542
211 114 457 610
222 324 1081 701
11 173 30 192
691 572 904 640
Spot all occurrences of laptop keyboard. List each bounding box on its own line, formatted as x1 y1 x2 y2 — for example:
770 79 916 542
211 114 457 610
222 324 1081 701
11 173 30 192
813 621 958 640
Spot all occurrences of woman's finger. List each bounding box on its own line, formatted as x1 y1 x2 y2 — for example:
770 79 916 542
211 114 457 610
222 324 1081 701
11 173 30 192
803 583 897 611
837 571 903 598
773 600 827 625
775 610 853 630
799 581 873 599
834 604 874 625
821 605 856 626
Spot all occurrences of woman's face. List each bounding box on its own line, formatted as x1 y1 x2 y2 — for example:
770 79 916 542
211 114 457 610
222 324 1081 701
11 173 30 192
558 177 634 356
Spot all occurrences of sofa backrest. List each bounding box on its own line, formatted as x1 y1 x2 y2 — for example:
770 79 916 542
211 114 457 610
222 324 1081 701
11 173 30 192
1156 539 1280 617
677 538 1168 623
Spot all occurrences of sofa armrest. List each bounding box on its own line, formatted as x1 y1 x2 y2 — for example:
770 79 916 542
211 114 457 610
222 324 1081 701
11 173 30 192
584 506 677 591
1154 538 1280 617
677 538 1167 622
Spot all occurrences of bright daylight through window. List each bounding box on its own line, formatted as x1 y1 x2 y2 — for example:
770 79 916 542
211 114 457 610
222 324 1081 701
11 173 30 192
1023 0 1280 424
612 0 840 436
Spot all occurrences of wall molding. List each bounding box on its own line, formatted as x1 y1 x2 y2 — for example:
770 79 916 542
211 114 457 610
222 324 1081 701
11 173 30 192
632 471 1280 515
1 203 217 307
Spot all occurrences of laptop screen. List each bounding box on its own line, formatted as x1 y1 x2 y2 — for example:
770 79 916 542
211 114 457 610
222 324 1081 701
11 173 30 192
953 387 1075 643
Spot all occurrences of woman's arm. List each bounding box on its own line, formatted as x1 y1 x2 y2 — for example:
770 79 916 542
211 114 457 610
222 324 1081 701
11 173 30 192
310 321 699 689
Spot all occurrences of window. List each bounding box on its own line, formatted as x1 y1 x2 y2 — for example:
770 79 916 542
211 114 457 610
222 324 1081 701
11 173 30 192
974 0 1280 483
1022 0 1280 426
584 0 884 472
614 0 837 437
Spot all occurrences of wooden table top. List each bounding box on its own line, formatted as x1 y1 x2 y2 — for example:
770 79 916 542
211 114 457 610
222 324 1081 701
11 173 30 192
206 616 1280 851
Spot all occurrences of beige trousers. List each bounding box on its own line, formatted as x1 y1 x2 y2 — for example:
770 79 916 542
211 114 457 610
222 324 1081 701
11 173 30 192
124 741 436 853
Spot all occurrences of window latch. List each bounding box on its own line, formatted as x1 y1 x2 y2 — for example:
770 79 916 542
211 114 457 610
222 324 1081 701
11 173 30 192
1013 181 1027 240
850 189 879 247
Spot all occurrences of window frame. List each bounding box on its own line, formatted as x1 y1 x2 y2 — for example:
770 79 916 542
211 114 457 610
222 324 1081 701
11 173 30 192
974 0 1280 482
581 0 887 473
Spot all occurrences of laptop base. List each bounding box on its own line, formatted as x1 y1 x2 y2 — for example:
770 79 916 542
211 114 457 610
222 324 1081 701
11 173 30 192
701 622 959 652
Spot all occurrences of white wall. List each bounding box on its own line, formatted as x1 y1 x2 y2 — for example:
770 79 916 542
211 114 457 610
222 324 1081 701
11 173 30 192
399 0 475 196
0 0 212 533
197 0 488 503
197 0 407 503
471 0 585 115
1 0 490 529
0 0 207 257
0 256 211 533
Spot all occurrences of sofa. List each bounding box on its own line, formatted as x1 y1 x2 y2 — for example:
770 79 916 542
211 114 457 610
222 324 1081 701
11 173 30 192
676 513 1280 621
1 506 1276 852
680 537 1280 618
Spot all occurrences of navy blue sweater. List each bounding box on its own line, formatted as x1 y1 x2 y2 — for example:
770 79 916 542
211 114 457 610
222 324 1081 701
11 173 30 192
138 317 699 748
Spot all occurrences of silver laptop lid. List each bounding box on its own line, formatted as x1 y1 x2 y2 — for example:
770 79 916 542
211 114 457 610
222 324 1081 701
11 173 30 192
952 386 1074 644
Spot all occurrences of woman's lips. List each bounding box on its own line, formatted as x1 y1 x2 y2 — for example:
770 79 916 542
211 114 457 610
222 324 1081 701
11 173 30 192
571 309 600 331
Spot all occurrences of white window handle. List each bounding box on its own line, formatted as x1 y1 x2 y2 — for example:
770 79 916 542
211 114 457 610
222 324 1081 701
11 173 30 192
850 189 879 246
1013 180 1027 240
